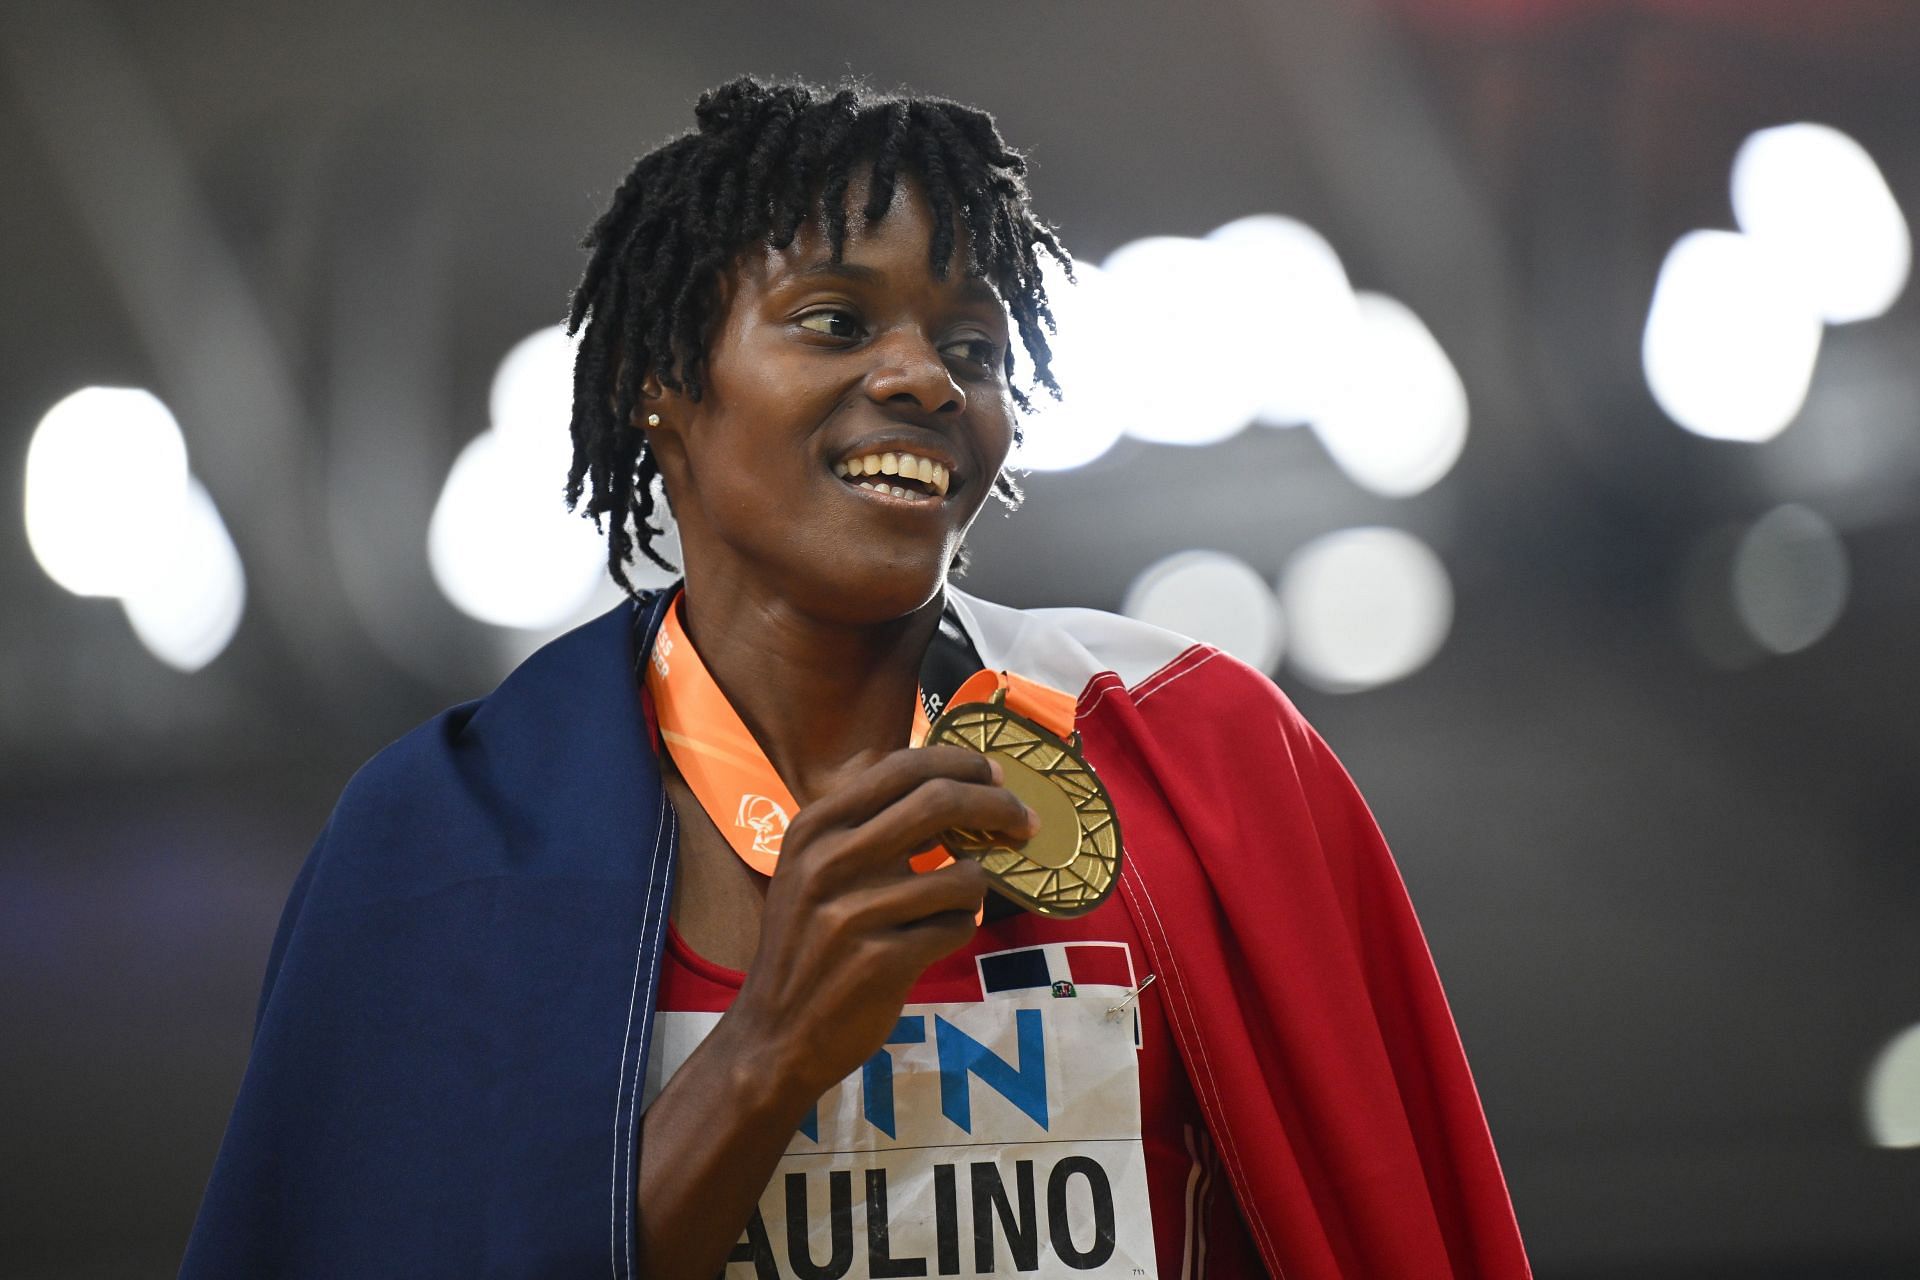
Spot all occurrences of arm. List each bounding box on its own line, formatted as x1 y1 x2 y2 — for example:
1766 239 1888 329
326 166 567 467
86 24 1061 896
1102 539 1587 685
633 747 1033 1280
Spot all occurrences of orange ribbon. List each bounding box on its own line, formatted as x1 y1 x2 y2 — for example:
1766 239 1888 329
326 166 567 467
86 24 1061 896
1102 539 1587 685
645 591 1075 879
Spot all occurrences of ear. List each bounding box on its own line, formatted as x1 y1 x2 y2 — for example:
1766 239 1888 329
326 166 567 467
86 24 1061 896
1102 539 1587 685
631 374 669 432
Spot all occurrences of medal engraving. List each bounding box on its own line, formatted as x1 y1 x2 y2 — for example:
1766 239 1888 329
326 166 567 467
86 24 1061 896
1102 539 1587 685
927 695 1123 918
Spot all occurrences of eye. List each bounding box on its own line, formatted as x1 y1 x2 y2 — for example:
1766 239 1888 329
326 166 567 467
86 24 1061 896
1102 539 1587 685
797 309 862 340
943 336 1000 370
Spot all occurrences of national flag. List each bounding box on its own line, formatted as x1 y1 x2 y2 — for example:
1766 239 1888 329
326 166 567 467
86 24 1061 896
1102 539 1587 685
974 942 1143 1047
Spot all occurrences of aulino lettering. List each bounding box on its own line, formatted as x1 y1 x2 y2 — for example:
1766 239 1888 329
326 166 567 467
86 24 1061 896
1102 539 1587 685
725 1157 1120 1279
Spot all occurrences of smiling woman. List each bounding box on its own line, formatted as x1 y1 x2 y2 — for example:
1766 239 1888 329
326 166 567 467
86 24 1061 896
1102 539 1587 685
181 77 1532 1280
630 176 1017 631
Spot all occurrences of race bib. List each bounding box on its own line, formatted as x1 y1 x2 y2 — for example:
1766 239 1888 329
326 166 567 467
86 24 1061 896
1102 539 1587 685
643 993 1158 1279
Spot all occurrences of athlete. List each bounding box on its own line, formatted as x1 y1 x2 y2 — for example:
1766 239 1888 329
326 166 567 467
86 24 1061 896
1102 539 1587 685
183 78 1531 1279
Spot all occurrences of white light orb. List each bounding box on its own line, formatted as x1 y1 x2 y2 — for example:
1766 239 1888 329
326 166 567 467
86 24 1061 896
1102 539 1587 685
1009 257 1127 472
1100 236 1264 447
1730 503 1848 655
1121 549 1285 672
1643 230 1824 443
121 477 246 672
1280 526 1453 693
1309 294 1469 497
25 387 192 597
428 431 608 629
1206 215 1362 428
489 324 578 447
1733 122 1910 325
1866 1023 1920 1148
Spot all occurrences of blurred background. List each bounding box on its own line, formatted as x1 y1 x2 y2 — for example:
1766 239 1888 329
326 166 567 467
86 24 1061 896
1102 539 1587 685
5 0 1920 1274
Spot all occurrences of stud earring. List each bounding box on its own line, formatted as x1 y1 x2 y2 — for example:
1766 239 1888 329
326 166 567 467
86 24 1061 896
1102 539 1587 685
646 413 661 427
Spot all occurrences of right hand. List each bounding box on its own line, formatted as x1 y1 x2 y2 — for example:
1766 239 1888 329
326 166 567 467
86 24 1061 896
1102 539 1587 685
723 745 1038 1102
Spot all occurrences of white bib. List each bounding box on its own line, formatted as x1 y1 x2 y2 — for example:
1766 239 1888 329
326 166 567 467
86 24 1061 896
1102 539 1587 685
644 991 1159 1279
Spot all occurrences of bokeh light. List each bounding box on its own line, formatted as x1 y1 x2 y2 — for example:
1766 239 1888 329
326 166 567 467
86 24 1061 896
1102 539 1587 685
1121 549 1285 672
1730 503 1848 655
1733 122 1910 326
121 477 247 672
1100 236 1265 447
429 328 608 629
1309 293 1469 497
1008 256 1127 472
429 430 608 630
489 323 577 445
1865 1022 1920 1148
1643 229 1824 443
1205 214 1361 428
25 387 192 598
1280 526 1453 692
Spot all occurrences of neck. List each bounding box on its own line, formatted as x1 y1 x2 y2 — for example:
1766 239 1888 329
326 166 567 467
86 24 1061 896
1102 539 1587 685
675 575 943 803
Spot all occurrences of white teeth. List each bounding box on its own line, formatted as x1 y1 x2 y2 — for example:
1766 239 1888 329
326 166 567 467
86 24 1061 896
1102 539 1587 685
837 451 952 496
850 479 925 501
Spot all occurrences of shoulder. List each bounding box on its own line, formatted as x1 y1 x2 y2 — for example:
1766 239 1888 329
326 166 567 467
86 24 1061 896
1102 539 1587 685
313 599 663 902
947 587 1313 730
947 588 1198 694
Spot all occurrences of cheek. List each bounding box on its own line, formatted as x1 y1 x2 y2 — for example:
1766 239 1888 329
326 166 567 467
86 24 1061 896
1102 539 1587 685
979 401 1019 469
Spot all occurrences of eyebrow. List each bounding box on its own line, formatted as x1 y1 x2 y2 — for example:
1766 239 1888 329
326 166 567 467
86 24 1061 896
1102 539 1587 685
793 259 1004 307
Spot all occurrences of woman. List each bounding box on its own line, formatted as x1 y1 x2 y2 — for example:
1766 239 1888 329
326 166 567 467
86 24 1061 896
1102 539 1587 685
184 78 1531 1279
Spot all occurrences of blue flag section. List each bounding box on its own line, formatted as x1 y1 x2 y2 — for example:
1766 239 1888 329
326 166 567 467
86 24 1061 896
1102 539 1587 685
181 595 681 1280
979 947 1053 994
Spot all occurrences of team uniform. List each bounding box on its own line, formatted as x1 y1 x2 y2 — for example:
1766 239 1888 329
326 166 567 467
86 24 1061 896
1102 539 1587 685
182 587 1530 1279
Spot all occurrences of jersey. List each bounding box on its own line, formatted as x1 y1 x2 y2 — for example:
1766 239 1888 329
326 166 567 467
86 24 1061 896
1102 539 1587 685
645 900 1259 1279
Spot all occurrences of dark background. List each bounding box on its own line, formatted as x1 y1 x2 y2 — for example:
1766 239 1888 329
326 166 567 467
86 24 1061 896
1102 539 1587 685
5 0 1920 1275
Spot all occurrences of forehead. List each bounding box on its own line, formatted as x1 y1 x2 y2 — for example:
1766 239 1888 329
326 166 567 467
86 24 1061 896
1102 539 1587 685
733 173 1004 309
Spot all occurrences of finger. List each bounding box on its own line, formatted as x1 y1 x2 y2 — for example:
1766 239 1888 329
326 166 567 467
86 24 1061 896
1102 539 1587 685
820 860 991 934
891 906 983 968
791 745 999 836
842 776 1038 871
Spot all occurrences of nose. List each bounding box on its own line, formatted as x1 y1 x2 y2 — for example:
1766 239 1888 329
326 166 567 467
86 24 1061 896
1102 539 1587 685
863 330 966 416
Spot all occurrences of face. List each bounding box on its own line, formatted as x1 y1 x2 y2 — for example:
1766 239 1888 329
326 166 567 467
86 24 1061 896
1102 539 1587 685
642 177 1017 627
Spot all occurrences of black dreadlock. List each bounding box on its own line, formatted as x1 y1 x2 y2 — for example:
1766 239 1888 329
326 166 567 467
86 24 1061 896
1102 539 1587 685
564 76 1071 598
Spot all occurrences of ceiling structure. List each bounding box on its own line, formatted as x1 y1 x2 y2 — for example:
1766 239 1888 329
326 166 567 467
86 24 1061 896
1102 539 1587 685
3 1 1919 1274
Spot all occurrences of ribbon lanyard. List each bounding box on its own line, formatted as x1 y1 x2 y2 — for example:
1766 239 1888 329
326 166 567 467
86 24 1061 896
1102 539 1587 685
645 590 1073 877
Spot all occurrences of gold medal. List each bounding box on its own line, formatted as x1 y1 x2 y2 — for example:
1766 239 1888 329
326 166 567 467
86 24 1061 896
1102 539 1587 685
926 690 1124 918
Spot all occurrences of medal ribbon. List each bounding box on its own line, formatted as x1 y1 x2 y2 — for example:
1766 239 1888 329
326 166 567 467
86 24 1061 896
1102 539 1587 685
645 590 1076 877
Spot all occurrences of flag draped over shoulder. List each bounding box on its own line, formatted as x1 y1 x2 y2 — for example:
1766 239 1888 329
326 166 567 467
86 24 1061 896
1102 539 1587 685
1076 644 1533 1279
180 597 677 1279
181 590 1530 1279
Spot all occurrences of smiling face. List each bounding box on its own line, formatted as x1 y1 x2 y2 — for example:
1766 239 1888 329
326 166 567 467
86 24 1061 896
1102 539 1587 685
643 177 1017 627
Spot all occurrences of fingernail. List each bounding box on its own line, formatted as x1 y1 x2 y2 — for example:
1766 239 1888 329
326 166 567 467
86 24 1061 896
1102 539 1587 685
986 757 1003 784
1023 803 1041 831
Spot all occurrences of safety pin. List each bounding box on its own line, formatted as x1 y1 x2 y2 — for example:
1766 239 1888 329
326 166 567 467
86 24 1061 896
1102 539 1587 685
1104 973 1156 1020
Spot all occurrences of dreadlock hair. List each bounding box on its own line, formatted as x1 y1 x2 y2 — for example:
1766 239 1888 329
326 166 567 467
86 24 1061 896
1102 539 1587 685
564 75 1071 598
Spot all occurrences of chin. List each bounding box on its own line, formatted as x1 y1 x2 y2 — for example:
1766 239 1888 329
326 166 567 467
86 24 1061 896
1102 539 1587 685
801 547 954 626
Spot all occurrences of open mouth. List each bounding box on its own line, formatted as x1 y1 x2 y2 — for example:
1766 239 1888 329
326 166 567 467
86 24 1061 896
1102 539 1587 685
832 450 952 501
